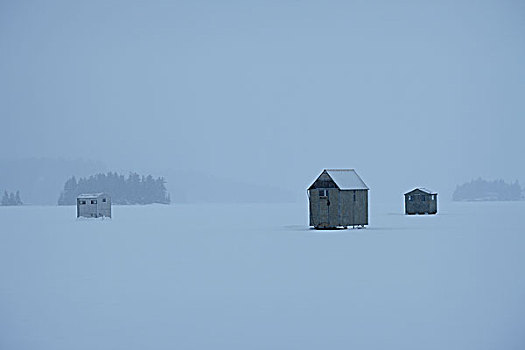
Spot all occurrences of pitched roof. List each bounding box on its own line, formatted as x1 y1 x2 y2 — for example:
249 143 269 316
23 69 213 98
404 188 437 195
77 193 106 198
324 169 369 190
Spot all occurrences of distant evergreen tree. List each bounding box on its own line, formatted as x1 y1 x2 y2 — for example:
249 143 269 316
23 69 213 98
9 192 15 205
2 191 9 206
15 191 23 205
58 172 171 205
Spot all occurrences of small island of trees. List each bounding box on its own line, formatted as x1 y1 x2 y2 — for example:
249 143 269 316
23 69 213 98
453 178 522 201
58 172 170 205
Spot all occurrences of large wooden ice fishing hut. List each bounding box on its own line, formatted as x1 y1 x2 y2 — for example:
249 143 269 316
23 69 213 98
77 193 111 218
308 169 369 229
404 188 437 215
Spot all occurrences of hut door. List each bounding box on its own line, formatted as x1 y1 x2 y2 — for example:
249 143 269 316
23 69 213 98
319 190 330 226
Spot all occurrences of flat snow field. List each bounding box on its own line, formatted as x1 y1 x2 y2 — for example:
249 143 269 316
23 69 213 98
1 201 524 350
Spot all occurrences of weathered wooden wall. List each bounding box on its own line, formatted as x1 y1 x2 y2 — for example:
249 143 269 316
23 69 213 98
309 188 368 228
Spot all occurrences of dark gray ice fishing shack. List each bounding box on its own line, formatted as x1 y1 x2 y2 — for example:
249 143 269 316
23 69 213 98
404 188 437 215
308 169 369 229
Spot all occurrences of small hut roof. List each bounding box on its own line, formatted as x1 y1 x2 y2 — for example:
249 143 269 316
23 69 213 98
324 169 369 190
404 188 437 195
77 193 106 199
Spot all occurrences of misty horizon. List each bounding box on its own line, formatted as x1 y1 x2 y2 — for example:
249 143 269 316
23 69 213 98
0 155 523 206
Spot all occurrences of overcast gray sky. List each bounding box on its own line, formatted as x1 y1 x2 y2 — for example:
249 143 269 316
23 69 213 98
1 0 524 201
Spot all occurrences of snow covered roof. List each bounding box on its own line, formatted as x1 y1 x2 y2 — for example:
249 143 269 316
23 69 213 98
324 169 369 190
77 193 107 199
405 188 437 195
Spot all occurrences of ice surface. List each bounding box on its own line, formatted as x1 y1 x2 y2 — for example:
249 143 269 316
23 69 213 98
1 201 524 350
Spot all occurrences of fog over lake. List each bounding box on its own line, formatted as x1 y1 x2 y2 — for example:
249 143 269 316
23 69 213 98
1 0 524 203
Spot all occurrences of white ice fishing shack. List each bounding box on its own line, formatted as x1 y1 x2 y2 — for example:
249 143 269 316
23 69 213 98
77 193 111 218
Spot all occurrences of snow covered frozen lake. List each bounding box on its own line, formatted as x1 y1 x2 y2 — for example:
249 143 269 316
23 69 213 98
1 201 524 349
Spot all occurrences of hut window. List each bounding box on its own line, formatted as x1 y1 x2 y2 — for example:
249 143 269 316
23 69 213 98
408 196 412 201
422 196 425 202
353 192 356 201
79 200 86 205
432 195 435 201
102 198 106 203
91 200 97 204
319 189 327 197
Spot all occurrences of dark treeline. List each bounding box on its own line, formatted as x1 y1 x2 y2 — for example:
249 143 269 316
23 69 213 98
58 172 170 205
453 178 522 201
1 190 23 206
